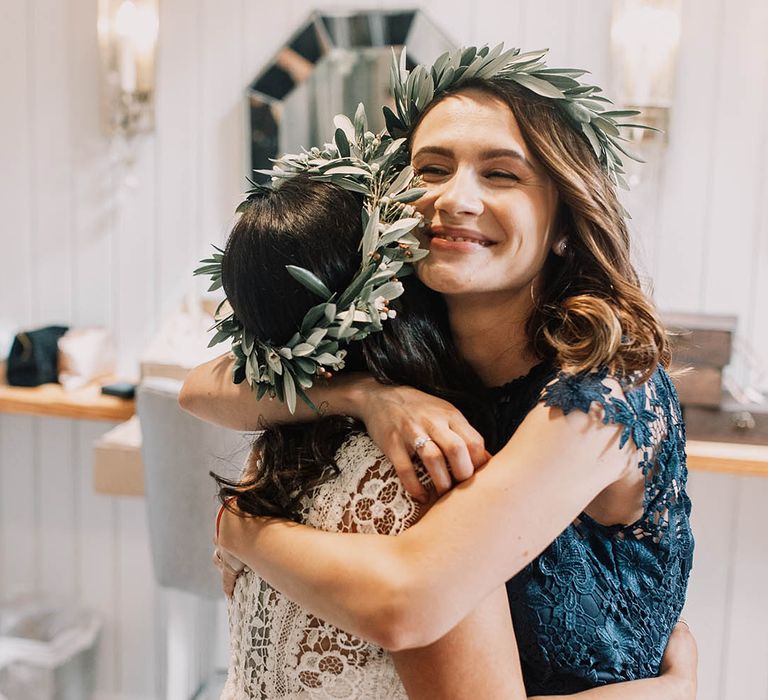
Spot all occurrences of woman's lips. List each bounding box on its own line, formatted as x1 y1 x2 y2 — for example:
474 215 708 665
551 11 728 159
427 227 495 250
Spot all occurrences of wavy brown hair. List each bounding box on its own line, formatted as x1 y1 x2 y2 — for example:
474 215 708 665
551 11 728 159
410 78 671 382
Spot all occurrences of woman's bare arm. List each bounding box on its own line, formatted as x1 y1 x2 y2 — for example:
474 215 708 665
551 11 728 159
179 353 488 499
392 586 525 699
178 351 374 430
218 388 633 649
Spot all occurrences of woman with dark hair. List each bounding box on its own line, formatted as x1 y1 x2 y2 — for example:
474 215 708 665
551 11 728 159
183 47 696 697
215 173 526 699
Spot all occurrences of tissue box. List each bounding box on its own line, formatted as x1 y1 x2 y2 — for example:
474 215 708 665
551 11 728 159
663 312 737 408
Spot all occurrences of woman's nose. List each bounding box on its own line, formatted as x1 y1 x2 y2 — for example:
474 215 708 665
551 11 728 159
433 169 484 218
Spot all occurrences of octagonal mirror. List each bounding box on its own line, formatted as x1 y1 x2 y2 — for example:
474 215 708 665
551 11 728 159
246 9 455 181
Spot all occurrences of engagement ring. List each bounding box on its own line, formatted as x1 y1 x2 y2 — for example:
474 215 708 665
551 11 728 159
413 436 433 451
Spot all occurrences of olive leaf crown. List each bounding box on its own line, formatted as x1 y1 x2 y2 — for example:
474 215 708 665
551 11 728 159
386 44 655 189
194 43 651 413
194 103 428 413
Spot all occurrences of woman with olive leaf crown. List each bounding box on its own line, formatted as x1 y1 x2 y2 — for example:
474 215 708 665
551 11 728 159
184 45 695 697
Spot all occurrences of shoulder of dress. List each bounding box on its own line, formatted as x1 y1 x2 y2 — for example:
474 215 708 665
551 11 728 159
540 366 616 415
540 365 669 451
333 432 387 472
303 431 397 505
299 430 421 536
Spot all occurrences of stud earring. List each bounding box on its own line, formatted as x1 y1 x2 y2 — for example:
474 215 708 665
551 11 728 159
553 237 568 256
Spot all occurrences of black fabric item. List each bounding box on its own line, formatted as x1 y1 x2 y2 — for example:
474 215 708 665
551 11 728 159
6 325 69 387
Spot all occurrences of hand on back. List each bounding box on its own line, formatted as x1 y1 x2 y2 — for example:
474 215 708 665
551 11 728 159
660 621 698 700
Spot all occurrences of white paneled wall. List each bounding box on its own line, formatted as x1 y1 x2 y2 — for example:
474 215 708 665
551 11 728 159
1 1 768 698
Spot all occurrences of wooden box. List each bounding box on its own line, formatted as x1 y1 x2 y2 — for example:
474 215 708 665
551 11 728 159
668 365 722 408
685 397 768 446
662 312 737 408
663 312 737 368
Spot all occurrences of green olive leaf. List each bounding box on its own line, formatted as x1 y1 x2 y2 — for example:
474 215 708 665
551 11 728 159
286 265 332 300
282 371 297 414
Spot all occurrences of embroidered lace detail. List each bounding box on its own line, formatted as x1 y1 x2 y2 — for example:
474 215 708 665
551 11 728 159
221 433 416 700
505 365 694 694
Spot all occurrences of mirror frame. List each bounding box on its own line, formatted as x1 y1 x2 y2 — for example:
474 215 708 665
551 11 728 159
246 9 455 180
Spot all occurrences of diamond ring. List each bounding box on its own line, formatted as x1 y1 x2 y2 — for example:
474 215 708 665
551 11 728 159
413 436 433 451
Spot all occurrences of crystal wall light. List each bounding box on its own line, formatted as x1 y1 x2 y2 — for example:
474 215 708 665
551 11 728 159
610 0 682 140
97 0 159 138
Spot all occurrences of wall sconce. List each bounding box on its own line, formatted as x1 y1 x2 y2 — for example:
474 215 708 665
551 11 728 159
610 0 681 140
97 0 159 138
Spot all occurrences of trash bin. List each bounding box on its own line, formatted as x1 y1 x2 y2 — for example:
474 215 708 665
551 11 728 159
0 599 101 700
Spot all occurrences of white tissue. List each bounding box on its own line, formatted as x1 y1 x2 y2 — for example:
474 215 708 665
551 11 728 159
140 292 226 371
58 328 117 391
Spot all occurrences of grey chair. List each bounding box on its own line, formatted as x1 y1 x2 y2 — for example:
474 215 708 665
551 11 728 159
137 376 249 597
136 377 251 699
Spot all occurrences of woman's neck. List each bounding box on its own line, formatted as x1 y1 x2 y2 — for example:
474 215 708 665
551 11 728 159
445 289 540 387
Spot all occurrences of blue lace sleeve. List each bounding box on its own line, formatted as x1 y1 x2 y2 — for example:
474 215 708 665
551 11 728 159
539 365 690 544
541 367 658 451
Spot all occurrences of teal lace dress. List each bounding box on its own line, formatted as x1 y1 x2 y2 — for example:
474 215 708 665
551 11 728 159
489 362 694 695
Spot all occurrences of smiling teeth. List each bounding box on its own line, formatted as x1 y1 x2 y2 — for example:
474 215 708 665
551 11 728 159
434 235 492 246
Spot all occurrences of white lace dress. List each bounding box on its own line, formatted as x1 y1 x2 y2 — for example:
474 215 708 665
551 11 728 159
221 433 424 700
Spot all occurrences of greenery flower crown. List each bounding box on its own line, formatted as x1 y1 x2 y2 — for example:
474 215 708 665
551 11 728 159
195 44 651 412
386 44 654 188
194 103 427 413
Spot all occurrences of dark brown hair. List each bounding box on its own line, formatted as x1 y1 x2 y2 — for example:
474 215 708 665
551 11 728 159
213 174 491 520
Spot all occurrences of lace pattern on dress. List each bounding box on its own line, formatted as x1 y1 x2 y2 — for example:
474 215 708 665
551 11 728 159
506 365 694 693
221 434 417 700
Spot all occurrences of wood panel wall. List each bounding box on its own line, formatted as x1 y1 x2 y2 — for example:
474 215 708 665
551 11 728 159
1 0 767 698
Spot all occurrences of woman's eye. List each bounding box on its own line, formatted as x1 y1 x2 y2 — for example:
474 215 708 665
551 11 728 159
487 171 519 181
415 166 449 177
